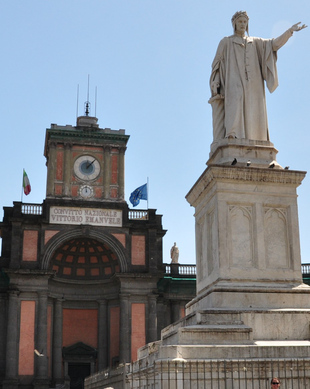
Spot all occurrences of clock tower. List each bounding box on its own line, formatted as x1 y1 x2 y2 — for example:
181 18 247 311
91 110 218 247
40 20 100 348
44 114 129 201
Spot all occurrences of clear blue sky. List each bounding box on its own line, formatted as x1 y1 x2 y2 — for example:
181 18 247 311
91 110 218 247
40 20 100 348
0 1 309 264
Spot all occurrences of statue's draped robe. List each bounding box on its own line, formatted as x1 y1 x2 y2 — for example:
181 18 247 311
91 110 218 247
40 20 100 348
210 35 280 140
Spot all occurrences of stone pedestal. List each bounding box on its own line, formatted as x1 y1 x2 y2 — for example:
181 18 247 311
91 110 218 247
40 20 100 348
157 143 309 385
136 143 310 387
185 140 309 313
87 141 310 389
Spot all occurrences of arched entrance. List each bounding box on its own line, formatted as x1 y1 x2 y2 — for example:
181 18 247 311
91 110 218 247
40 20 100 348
45 234 125 382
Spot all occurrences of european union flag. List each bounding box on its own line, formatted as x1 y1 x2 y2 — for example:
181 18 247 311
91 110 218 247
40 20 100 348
129 183 148 207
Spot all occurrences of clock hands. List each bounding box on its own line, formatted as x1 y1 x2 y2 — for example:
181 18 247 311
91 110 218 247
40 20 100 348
86 159 96 170
80 185 93 198
74 155 100 182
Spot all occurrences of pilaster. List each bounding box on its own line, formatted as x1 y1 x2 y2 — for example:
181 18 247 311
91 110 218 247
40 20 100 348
147 294 157 343
10 222 22 269
52 299 63 385
119 293 130 363
118 147 126 200
34 292 49 380
97 299 108 370
3 290 20 389
46 141 57 197
63 142 72 197
103 146 111 199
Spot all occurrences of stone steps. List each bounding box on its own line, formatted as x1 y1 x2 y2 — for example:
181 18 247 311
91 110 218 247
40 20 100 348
162 324 253 345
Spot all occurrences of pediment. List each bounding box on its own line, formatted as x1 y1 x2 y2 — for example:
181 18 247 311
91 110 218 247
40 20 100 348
62 342 97 358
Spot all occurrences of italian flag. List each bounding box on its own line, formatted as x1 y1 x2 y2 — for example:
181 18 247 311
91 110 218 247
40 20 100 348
23 169 31 195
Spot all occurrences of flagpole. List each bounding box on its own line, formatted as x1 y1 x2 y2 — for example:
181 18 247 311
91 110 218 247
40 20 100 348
21 169 24 203
147 177 149 209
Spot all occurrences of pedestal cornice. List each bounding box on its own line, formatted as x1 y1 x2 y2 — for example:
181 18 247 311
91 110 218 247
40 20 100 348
186 165 306 208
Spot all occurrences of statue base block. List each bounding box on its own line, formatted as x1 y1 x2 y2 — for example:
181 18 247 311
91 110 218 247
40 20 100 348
208 138 280 168
186 159 307 311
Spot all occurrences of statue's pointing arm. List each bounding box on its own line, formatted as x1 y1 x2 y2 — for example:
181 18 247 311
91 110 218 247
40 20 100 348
272 22 307 51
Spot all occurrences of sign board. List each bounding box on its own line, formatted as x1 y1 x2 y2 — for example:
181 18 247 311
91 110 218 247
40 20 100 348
49 206 122 227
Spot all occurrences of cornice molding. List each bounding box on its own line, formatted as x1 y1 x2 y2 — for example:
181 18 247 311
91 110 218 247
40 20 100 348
186 165 307 206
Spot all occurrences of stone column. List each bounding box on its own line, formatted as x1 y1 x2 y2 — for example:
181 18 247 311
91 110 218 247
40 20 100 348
147 294 157 343
3 291 20 389
63 143 72 197
119 294 130 363
46 141 57 197
34 292 49 389
118 147 126 200
52 299 63 385
97 300 108 371
103 146 111 199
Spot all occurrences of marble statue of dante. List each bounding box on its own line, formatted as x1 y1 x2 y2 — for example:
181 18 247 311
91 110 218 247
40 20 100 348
209 11 307 141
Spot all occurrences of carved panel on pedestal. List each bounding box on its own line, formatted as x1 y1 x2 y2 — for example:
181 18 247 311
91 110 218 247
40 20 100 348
196 208 216 283
228 205 254 268
207 209 216 276
201 215 208 280
264 207 290 269
195 217 203 283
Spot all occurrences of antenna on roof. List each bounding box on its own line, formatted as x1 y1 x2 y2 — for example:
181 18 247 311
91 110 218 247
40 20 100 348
76 76 99 128
76 84 79 119
84 74 91 116
95 86 97 118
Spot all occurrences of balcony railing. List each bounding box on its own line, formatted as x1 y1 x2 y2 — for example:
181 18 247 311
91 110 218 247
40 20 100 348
128 210 149 220
21 203 43 215
164 263 196 276
164 264 310 279
302 263 310 275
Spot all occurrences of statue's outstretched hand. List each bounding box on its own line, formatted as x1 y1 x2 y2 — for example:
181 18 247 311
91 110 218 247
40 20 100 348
291 22 307 32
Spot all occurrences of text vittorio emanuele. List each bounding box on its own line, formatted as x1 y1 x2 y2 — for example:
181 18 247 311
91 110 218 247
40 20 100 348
49 206 122 227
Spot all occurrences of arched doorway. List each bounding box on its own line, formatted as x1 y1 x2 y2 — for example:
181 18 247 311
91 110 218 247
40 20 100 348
46 235 124 381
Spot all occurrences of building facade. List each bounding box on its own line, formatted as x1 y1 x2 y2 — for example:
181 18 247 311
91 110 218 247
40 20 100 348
0 115 195 389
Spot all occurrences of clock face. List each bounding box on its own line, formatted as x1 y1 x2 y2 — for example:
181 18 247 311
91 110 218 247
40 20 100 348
80 185 94 198
74 155 100 181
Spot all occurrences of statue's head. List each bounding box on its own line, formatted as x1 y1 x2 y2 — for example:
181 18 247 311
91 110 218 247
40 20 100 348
231 11 249 35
